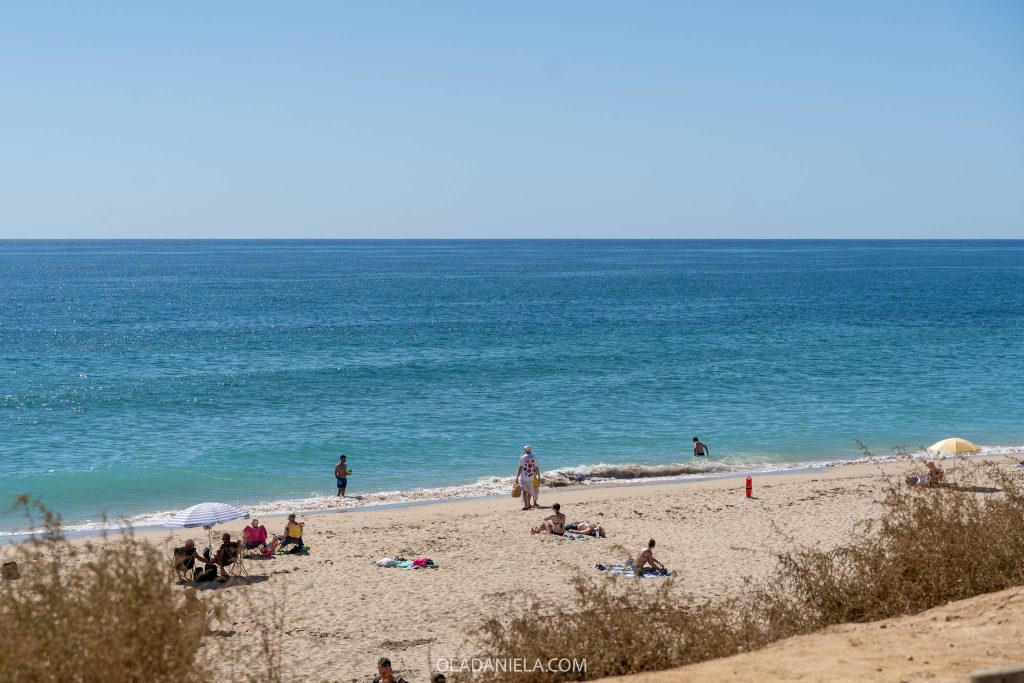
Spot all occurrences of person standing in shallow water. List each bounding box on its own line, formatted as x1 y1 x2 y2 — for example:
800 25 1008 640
692 436 710 457
334 454 349 497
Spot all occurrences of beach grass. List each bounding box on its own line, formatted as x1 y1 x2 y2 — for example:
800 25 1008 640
0 496 283 683
472 460 1024 681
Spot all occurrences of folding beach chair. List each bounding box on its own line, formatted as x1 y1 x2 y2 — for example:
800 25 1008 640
172 547 196 581
219 542 248 578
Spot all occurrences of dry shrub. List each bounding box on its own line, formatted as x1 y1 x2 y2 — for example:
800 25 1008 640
769 461 1024 627
0 497 284 683
472 460 1024 682
473 577 783 682
0 497 208 682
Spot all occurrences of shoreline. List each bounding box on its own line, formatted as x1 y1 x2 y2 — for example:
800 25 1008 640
4 449 1019 546
7 455 1020 682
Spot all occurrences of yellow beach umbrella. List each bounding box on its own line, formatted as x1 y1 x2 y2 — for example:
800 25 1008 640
927 437 980 484
927 437 980 455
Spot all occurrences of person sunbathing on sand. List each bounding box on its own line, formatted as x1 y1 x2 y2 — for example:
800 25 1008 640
633 539 668 576
567 521 605 537
531 503 566 535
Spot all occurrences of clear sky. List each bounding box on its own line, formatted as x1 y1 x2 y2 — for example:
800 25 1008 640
1 2 1021 238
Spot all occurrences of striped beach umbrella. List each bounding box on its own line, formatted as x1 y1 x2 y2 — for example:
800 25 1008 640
164 502 249 549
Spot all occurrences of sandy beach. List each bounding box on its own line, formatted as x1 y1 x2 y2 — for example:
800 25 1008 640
39 458 977 682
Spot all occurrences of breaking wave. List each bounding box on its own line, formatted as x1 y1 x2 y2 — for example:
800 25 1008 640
4 445 1023 539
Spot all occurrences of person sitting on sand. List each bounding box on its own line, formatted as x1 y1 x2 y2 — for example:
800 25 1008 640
279 513 306 551
633 539 668 576
905 461 945 487
567 521 605 537
373 657 408 683
241 519 268 552
531 502 566 535
926 461 945 486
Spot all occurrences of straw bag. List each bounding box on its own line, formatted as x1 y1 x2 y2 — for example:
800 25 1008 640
511 480 521 497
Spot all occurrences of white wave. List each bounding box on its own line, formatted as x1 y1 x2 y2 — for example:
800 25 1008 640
3 444 1023 539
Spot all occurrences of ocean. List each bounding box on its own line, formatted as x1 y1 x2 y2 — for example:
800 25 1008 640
1 239 1022 535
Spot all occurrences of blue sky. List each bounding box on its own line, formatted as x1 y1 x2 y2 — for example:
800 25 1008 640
0 1 1021 238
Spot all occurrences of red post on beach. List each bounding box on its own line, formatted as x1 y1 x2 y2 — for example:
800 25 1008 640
745 477 752 498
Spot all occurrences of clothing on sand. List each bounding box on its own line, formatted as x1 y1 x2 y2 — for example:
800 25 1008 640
595 563 674 578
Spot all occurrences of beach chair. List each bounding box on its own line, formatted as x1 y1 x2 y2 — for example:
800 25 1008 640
218 542 248 578
172 547 196 581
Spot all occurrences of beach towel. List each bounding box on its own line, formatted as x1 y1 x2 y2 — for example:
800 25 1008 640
373 557 438 569
594 563 674 578
277 545 310 555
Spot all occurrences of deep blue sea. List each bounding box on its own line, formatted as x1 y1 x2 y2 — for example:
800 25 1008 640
1 240 1022 533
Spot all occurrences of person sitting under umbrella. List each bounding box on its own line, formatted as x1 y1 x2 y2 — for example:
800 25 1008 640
905 461 945 487
205 532 240 574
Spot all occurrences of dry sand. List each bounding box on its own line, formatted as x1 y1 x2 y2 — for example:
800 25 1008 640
49 458 1021 681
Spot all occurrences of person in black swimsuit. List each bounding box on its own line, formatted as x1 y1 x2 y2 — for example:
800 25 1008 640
531 502 566 535
692 436 709 457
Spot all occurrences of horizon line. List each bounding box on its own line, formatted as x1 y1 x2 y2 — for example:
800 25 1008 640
2 237 1023 242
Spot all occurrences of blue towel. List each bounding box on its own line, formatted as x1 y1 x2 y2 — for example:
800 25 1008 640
595 563 673 578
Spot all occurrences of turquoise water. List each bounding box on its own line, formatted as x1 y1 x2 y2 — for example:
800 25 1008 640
1 240 1022 532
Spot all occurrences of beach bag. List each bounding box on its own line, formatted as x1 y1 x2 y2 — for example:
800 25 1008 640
533 473 541 491
511 480 521 497
1 561 20 580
